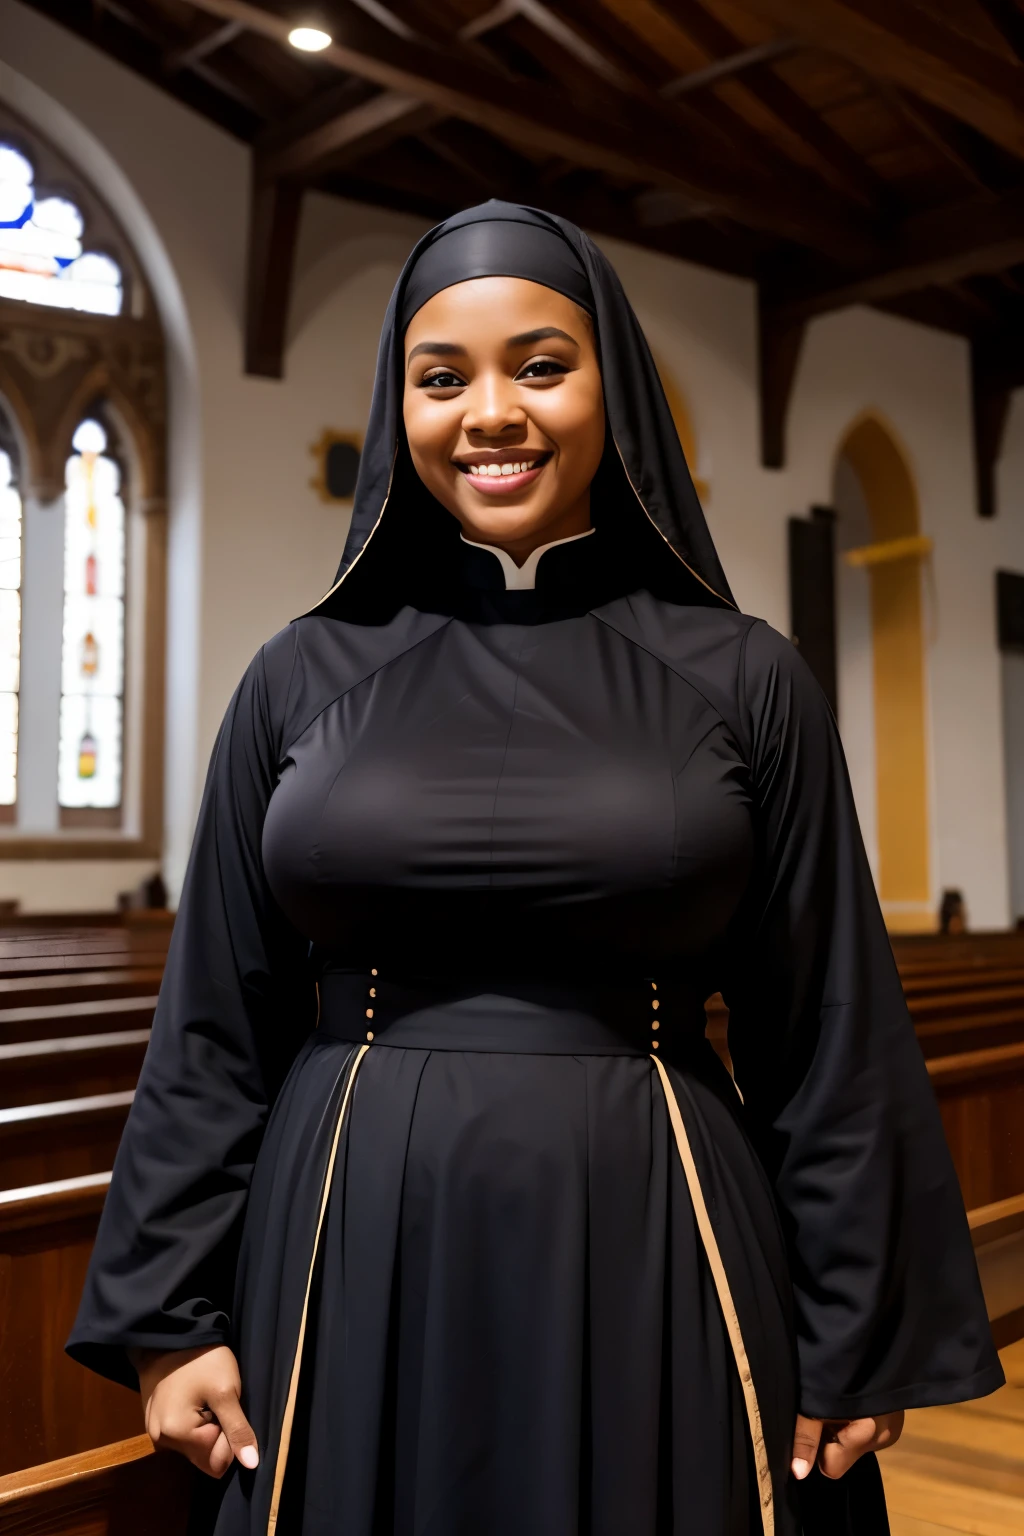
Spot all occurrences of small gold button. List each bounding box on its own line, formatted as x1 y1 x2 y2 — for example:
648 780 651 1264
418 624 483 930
369 988 376 998
371 968 378 977
652 999 659 1010
651 1040 659 1049
652 1020 659 1030
366 1030 374 1041
366 1008 374 1019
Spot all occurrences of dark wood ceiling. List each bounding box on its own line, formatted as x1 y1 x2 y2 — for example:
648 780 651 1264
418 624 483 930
18 0 1024 514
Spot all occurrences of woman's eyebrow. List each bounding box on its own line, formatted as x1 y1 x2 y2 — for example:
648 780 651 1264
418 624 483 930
407 340 468 363
507 326 579 349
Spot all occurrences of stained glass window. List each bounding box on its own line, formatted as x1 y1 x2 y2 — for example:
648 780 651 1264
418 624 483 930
0 449 21 806
58 419 124 809
0 144 122 316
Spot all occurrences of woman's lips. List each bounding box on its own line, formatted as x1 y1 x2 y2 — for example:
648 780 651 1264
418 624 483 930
455 455 550 495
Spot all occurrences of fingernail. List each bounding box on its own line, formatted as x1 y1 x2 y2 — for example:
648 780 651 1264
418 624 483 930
792 1459 810 1480
239 1446 259 1470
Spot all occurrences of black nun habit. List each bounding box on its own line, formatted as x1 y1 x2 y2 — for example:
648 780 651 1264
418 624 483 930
68 203 1002 1536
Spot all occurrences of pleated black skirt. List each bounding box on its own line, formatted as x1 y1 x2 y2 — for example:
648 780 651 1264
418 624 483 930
204 979 882 1536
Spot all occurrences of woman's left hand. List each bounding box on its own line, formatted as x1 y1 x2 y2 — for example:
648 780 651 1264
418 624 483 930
791 1411 905 1480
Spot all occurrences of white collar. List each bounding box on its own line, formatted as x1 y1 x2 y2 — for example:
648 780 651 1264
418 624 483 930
459 528 595 590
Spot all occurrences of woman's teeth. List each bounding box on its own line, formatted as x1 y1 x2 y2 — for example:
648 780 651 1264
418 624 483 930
468 461 537 477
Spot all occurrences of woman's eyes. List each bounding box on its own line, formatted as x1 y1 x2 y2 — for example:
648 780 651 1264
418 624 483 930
419 369 467 389
515 358 568 381
417 357 569 390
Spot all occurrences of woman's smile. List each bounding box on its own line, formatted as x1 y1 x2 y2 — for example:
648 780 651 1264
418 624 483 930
452 449 553 495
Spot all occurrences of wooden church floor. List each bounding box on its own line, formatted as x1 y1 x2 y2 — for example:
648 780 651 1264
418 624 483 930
881 1340 1024 1535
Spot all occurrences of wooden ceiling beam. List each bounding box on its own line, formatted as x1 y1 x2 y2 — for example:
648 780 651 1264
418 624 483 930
542 0 883 220
509 2 842 207
971 327 1024 517
873 288 983 336
244 172 303 378
868 77 1019 194
92 0 283 118
662 36 799 97
739 0 1024 158
162 17 242 75
767 184 1024 320
176 0 880 260
258 90 442 181
976 0 1024 66
332 129 761 277
658 0 887 212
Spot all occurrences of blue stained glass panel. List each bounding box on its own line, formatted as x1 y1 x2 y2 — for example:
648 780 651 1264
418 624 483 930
0 145 122 316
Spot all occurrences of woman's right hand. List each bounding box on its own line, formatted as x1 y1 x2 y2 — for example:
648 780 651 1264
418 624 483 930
132 1344 259 1479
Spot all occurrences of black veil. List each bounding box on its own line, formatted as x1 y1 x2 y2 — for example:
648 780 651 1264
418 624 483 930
308 202 735 621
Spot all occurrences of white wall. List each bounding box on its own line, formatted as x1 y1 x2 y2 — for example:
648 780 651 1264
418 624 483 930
2 0 1023 926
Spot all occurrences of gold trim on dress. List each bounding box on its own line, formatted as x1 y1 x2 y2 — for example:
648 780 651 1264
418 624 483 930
650 1053 775 1536
266 1043 370 1534
305 450 397 614
612 436 735 610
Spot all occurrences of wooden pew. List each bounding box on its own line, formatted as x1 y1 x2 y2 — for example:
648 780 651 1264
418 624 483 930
0 1436 191 1536
893 931 1024 969
929 1043 1024 1209
0 994 157 1048
0 1031 150 1109
971 1191 1024 1350
0 1094 134 1189
0 929 162 1192
0 968 165 1012
0 1176 142 1477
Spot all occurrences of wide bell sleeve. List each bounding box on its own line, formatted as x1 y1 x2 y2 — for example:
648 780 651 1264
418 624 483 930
67 631 316 1391
721 620 1004 1421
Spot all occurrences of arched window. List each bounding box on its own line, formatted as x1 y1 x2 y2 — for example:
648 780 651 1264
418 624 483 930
0 441 21 819
59 419 125 811
0 106 165 861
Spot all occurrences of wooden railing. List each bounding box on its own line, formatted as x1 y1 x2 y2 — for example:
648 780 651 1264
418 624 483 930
0 1435 191 1535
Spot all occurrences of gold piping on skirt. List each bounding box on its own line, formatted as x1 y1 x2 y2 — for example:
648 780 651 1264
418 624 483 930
267 1043 370 1534
266 1043 774 1534
651 1053 775 1535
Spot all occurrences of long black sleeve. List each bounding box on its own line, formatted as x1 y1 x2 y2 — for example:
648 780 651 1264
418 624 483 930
67 631 315 1390
723 620 1003 1420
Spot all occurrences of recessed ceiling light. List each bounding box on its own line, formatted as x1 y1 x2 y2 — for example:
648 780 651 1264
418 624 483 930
288 25 332 51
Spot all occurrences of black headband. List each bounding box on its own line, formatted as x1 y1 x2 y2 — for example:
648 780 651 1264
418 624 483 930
400 216 595 332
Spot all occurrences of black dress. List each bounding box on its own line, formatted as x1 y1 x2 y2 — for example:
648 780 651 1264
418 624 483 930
67 203 1002 1536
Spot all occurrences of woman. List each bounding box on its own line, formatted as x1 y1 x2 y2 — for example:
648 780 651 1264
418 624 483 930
68 203 1001 1536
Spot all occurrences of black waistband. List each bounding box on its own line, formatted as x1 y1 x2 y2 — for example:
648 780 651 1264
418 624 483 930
315 970 710 1062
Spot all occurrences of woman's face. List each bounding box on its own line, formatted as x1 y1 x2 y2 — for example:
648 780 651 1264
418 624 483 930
403 276 605 562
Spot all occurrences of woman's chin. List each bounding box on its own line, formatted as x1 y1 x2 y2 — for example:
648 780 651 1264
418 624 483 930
456 502 556 548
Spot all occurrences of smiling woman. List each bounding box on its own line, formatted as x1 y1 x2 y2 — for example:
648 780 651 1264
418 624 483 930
403 282 604 561
67 202 1001 1536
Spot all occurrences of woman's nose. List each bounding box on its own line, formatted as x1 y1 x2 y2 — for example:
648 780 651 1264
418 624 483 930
462 373 526 436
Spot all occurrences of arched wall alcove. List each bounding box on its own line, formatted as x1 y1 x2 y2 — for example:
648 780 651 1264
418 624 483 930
833 412 932 931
